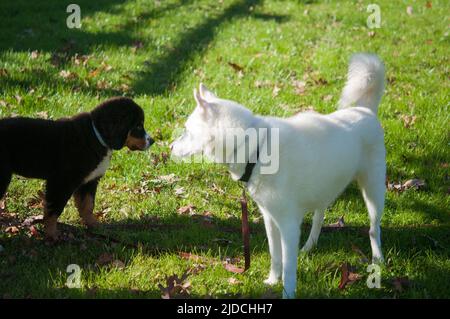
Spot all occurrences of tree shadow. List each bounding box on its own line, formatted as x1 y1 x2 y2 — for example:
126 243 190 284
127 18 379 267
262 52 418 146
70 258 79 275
131 0 290 95
1 0 289 98
1 207 449 298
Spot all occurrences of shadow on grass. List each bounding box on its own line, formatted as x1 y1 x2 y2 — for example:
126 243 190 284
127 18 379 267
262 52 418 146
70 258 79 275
131 0 289 95
1 208 449 298
0 0 289 97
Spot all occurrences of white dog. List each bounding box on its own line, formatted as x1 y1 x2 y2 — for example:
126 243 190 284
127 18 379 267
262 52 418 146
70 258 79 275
171 53 386 298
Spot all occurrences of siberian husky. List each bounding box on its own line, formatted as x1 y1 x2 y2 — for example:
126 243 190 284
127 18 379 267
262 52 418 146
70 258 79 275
171 53 386 298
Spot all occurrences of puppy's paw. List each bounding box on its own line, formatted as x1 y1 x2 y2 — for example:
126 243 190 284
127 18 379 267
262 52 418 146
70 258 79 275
44 230 60 242
82 216 99 229
44 215 59 241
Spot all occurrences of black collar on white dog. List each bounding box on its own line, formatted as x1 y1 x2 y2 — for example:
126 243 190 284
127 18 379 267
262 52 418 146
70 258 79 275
238 144 260 183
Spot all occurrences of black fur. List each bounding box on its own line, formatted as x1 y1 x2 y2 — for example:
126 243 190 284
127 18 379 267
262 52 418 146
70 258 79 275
0 97 153 237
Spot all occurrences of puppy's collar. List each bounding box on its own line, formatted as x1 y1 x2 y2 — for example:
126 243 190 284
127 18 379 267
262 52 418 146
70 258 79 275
91 121 109 149
238 144 260 183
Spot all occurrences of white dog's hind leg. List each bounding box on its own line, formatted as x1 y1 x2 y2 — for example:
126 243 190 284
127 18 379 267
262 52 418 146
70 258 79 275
278 214 302 299
301 209 325 253
262 211 282 285
358 160 385 263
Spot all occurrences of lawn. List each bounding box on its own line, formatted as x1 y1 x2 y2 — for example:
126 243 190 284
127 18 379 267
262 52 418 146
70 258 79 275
0 0 449 299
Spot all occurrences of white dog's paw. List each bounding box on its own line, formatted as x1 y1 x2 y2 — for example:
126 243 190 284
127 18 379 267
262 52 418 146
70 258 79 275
282 289 296 299
264 276 279 286
372 255 385 264
300 243 313 253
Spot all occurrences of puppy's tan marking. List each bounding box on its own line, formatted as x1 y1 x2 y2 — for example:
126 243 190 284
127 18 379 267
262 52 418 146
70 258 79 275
43 211 58 241
125 133 147 151
74 193 98 228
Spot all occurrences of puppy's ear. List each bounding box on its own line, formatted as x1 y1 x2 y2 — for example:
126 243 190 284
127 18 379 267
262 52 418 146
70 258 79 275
199 83 217 101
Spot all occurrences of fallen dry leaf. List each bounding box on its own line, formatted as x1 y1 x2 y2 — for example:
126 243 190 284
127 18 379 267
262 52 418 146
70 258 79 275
5 226 19 234
388 179 426 192
89 68 100 78
338 263 362 289
323 216 345 232
158 272 191 299
403 179 426 190
292 80 306 95
111 260 126 269
96 80 110 90
228 62 244 73
400 114 416 128
177 204 195 215
29 225 40 238
36 111 49 119
179 252 203 262
15 95 22 105
0 100 8 108
27 190 45 209
228 277 242 285
22 214 44 227
323 94 333 102
407 6 413 15
254 80 271 88
174 187 185 197
72 54 90 66
224 263 245 274
272 85 281 97
392 276 411 293
59 70 76 80
97 253 114 266
30 50 39 59
151 174 179 185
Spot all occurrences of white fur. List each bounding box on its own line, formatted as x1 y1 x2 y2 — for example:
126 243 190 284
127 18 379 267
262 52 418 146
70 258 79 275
171 53 386 298
83 150 112 184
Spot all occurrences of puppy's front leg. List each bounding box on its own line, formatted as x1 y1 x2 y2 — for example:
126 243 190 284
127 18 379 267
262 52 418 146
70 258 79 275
261 211 282 285
73 179 100 228
44 180 75 240
278 214 302 299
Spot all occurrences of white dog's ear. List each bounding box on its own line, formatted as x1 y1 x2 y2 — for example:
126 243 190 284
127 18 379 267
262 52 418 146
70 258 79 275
199 83 217 101
193 87 211 115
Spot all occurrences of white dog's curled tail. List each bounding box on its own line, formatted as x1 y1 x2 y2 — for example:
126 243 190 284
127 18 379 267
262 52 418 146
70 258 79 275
339 53 385 114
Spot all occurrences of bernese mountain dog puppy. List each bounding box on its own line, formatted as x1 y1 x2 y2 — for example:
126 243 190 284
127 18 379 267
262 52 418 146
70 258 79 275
0 97 154 240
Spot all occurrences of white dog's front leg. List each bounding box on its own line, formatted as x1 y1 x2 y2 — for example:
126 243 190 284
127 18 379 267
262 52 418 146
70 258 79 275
279 218 301 299
262 212 282 285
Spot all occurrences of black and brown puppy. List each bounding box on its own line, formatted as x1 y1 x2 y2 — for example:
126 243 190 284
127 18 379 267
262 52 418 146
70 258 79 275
0 97 154 240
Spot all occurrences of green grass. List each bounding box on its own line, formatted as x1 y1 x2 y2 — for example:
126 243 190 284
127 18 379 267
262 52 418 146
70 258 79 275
0 0 449 298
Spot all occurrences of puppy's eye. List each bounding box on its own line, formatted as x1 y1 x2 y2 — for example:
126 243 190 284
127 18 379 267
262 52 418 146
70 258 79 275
136 125 143 130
